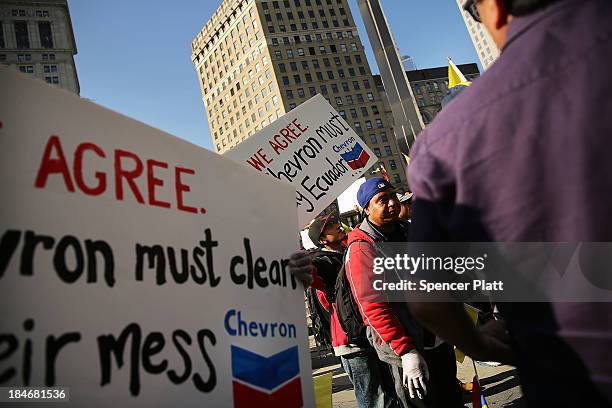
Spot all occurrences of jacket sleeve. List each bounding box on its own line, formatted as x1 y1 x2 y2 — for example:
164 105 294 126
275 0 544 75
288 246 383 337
346 241 414 356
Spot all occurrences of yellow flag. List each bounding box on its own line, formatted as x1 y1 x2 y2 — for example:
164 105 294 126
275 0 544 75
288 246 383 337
448 58 472 88
455 304 481 362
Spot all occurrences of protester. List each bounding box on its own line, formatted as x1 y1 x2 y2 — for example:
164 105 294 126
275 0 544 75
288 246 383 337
290 213 398 408
345 177 463 408
406 0 612 406
397 192 413 222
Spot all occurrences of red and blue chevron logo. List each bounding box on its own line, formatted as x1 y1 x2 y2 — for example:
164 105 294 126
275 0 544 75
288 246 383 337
340 143 371 170
231 345 303 408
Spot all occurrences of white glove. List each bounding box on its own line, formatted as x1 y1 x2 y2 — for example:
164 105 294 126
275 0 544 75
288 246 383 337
401 349 429 399
288 251 314 287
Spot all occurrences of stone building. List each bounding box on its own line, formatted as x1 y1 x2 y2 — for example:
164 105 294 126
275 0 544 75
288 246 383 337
0 0 79 94
191 0 409 191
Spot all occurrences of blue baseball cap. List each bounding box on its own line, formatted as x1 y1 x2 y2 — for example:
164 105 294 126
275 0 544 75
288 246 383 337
357 177 394 209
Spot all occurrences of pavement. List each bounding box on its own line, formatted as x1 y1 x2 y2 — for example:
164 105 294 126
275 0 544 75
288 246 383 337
310 337 525 408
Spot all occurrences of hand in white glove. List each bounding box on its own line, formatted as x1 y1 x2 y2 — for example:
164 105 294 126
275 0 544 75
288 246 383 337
288 251 314 287
401 349 429 399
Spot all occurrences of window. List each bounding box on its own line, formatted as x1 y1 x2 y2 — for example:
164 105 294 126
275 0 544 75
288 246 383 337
374 147 381 157
348 68 355 77
290 61 297 71
372 105 379 115
282 76 289 85
293 74 301 84
19 65 34 73
370 134 377 144
365 120 372 130
320 85 328 94
361 107 368 116
350 108 357 118
389 160 396 170
354 122 362 131
356 94 364 103
297 48 304 56
380 132 388 142
376 119 383 128
340 44 347 52
346 95 353 104
335 96 343 105
319 45 326 54
316 71 323 80
331 83 339 93
363 79 371 89
14 21 30 48
287 49 293 58
384 145 392 156
367 92 374 101
274 50 282 59
0 23 4 48
286 89 294 99
279 63 286 72
342 82 349 92
309 86 316 96
301 60 308 69
359 66 366 75
393 174 401 184
351 43 358 51
305 73 312 82
297 88 305 97
327 70 334 79
338 69 345 78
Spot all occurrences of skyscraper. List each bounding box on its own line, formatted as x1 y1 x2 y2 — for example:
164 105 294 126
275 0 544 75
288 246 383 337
0 0 79 94
191 0 409 191
454 0 499 69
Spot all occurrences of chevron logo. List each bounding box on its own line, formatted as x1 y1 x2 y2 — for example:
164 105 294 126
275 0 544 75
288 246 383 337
340 143 370 170
231 345 303 408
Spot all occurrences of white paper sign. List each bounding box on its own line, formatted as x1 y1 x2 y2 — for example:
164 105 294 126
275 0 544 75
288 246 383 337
0 67 314 408
225 94 378 227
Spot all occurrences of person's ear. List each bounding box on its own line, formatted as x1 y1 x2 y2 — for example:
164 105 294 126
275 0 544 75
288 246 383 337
494 0 510 29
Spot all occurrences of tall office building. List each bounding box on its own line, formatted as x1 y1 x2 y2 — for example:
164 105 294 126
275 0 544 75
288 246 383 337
0 0 79 94
191 0 409 191
454 0 499 69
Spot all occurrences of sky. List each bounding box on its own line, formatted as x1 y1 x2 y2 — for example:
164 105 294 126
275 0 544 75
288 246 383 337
69 0 481 151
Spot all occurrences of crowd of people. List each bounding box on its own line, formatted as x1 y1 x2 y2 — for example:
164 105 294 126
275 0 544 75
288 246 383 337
289 0 612 406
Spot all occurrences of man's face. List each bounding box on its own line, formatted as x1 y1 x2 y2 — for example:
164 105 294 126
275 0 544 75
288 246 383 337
366 189 400 226
476 0 512 50
319 221 346 245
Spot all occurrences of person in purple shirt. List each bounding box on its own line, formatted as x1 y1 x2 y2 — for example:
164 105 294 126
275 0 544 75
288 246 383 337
405 0 612 406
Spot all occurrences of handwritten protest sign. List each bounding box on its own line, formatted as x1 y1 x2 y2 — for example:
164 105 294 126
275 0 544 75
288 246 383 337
0 67 314 407
225 94 378 227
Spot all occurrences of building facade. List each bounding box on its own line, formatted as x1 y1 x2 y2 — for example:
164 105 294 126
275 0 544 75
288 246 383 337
373 63 480 154
191 0 409 191
454 0 499 69
0 0 79 94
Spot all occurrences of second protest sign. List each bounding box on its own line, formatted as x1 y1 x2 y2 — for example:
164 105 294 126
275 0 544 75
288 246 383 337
225 94 378 227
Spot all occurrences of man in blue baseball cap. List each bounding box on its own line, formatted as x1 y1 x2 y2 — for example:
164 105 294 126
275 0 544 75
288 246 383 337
344 177 463 408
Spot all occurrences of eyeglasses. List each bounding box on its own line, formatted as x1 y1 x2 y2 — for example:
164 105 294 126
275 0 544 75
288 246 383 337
463 0 482 23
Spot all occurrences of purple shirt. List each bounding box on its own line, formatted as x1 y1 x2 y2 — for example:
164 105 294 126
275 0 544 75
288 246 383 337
408 0 612 404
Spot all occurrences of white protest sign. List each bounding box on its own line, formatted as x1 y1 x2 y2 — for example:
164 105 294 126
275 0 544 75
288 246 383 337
225 94 378 227
0 67 314 408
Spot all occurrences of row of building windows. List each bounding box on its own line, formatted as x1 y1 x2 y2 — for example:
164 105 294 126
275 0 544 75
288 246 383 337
0 21 54 49
10 9 50 18
266 19 351 32
262 0 344 9
278 54 362 72
270 30 354 46
271 42 358 54
16 63 57 73
264 6 347 20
